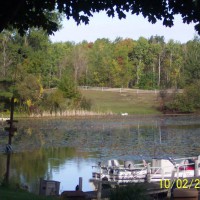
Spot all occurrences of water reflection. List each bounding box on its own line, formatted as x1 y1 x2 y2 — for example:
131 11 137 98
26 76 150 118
0 115 200 193
0 147 96 193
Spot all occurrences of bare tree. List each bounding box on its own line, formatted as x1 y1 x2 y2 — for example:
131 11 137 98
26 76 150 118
72 45 88 84
0 33 13 77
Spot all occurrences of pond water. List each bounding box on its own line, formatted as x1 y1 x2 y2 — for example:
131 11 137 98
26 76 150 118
0 115 200 193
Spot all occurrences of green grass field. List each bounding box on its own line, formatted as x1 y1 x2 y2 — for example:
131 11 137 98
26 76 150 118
1 89 162 117
81 89 161 114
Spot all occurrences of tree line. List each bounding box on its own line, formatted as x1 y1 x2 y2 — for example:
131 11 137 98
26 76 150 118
0 29 200 114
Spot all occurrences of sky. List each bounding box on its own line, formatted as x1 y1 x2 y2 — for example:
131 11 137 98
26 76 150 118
50 12 197 44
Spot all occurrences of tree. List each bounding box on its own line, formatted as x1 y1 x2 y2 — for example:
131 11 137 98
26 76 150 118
0 31 13 77
0 79 13 112
163 40 184 88
163 80 200 113
149 35 165 87
112 38 135 88
1 1 200 36
87 38 113 87
54 42 74 78
184 36 200 84
129 37 150 87
0 30 26 79
58 71 80 100
71 44 88 84
44 90 66 115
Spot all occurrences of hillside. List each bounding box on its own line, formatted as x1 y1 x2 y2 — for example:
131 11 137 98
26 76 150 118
81 88 161 115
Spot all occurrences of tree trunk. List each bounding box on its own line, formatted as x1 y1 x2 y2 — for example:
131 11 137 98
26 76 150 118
136 59 141 85
158 54 161 87
2 39 7 77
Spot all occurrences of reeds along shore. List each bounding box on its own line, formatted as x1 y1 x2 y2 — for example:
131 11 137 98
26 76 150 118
29 110 113 117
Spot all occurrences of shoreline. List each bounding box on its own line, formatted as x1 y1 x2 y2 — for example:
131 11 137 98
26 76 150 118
1 112 199 121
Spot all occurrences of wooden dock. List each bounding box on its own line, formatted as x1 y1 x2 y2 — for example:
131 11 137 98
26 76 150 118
88 177 200 200
89 179 169 199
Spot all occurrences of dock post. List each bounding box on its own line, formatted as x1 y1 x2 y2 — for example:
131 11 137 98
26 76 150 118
97 181 102 200
79 177 83 191
167 170 176 199
147 163 151 183
194 160 199 177
97 167 102 200
161 168 164 180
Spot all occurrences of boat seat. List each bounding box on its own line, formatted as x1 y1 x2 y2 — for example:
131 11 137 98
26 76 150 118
179 159 195 170
107 159 120 167
124 161 134 169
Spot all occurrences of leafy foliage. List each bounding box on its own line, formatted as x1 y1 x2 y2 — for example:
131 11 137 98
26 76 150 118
184 36 200 84
164 81 200 113
58 73 80 100
43 90 66 115
1 1 200 35
1 30 200 114
0 185 58 200
79 97 92 111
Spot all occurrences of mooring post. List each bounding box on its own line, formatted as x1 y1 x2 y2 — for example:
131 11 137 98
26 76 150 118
167 170 176 198
194 160 199 177
97 166 102 200
176 165 180 179
161 168 164 180
97 180 102 200
147 163 151 183
79 177 83 191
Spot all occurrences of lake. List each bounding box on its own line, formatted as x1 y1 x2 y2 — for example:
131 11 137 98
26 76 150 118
0 114 200 193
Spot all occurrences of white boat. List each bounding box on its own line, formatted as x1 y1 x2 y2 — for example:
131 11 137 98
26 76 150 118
91 156 200 185
92 159 147 184
149 156 200 182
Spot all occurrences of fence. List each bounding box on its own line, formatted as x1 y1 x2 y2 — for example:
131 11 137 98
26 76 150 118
78 86 183 94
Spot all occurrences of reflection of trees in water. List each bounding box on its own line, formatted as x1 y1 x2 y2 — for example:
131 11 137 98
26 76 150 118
0 155 6 182
0 147 79 192
1 116 200 166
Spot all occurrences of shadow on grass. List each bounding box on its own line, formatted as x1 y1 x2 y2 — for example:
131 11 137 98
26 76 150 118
0 182 58 200
110 183 150 200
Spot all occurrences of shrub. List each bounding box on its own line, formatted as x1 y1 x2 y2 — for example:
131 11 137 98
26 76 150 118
161 81 200 113
80 97 92 110
110 184 149 200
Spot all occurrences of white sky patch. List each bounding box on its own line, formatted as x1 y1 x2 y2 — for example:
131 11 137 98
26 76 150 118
50 12 197 43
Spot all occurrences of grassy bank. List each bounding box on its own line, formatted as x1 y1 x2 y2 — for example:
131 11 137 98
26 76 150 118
0 186 57 200
1 89 162 118
81 89 161 114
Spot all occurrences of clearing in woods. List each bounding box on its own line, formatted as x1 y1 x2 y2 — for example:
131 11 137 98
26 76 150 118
81 89 161 115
